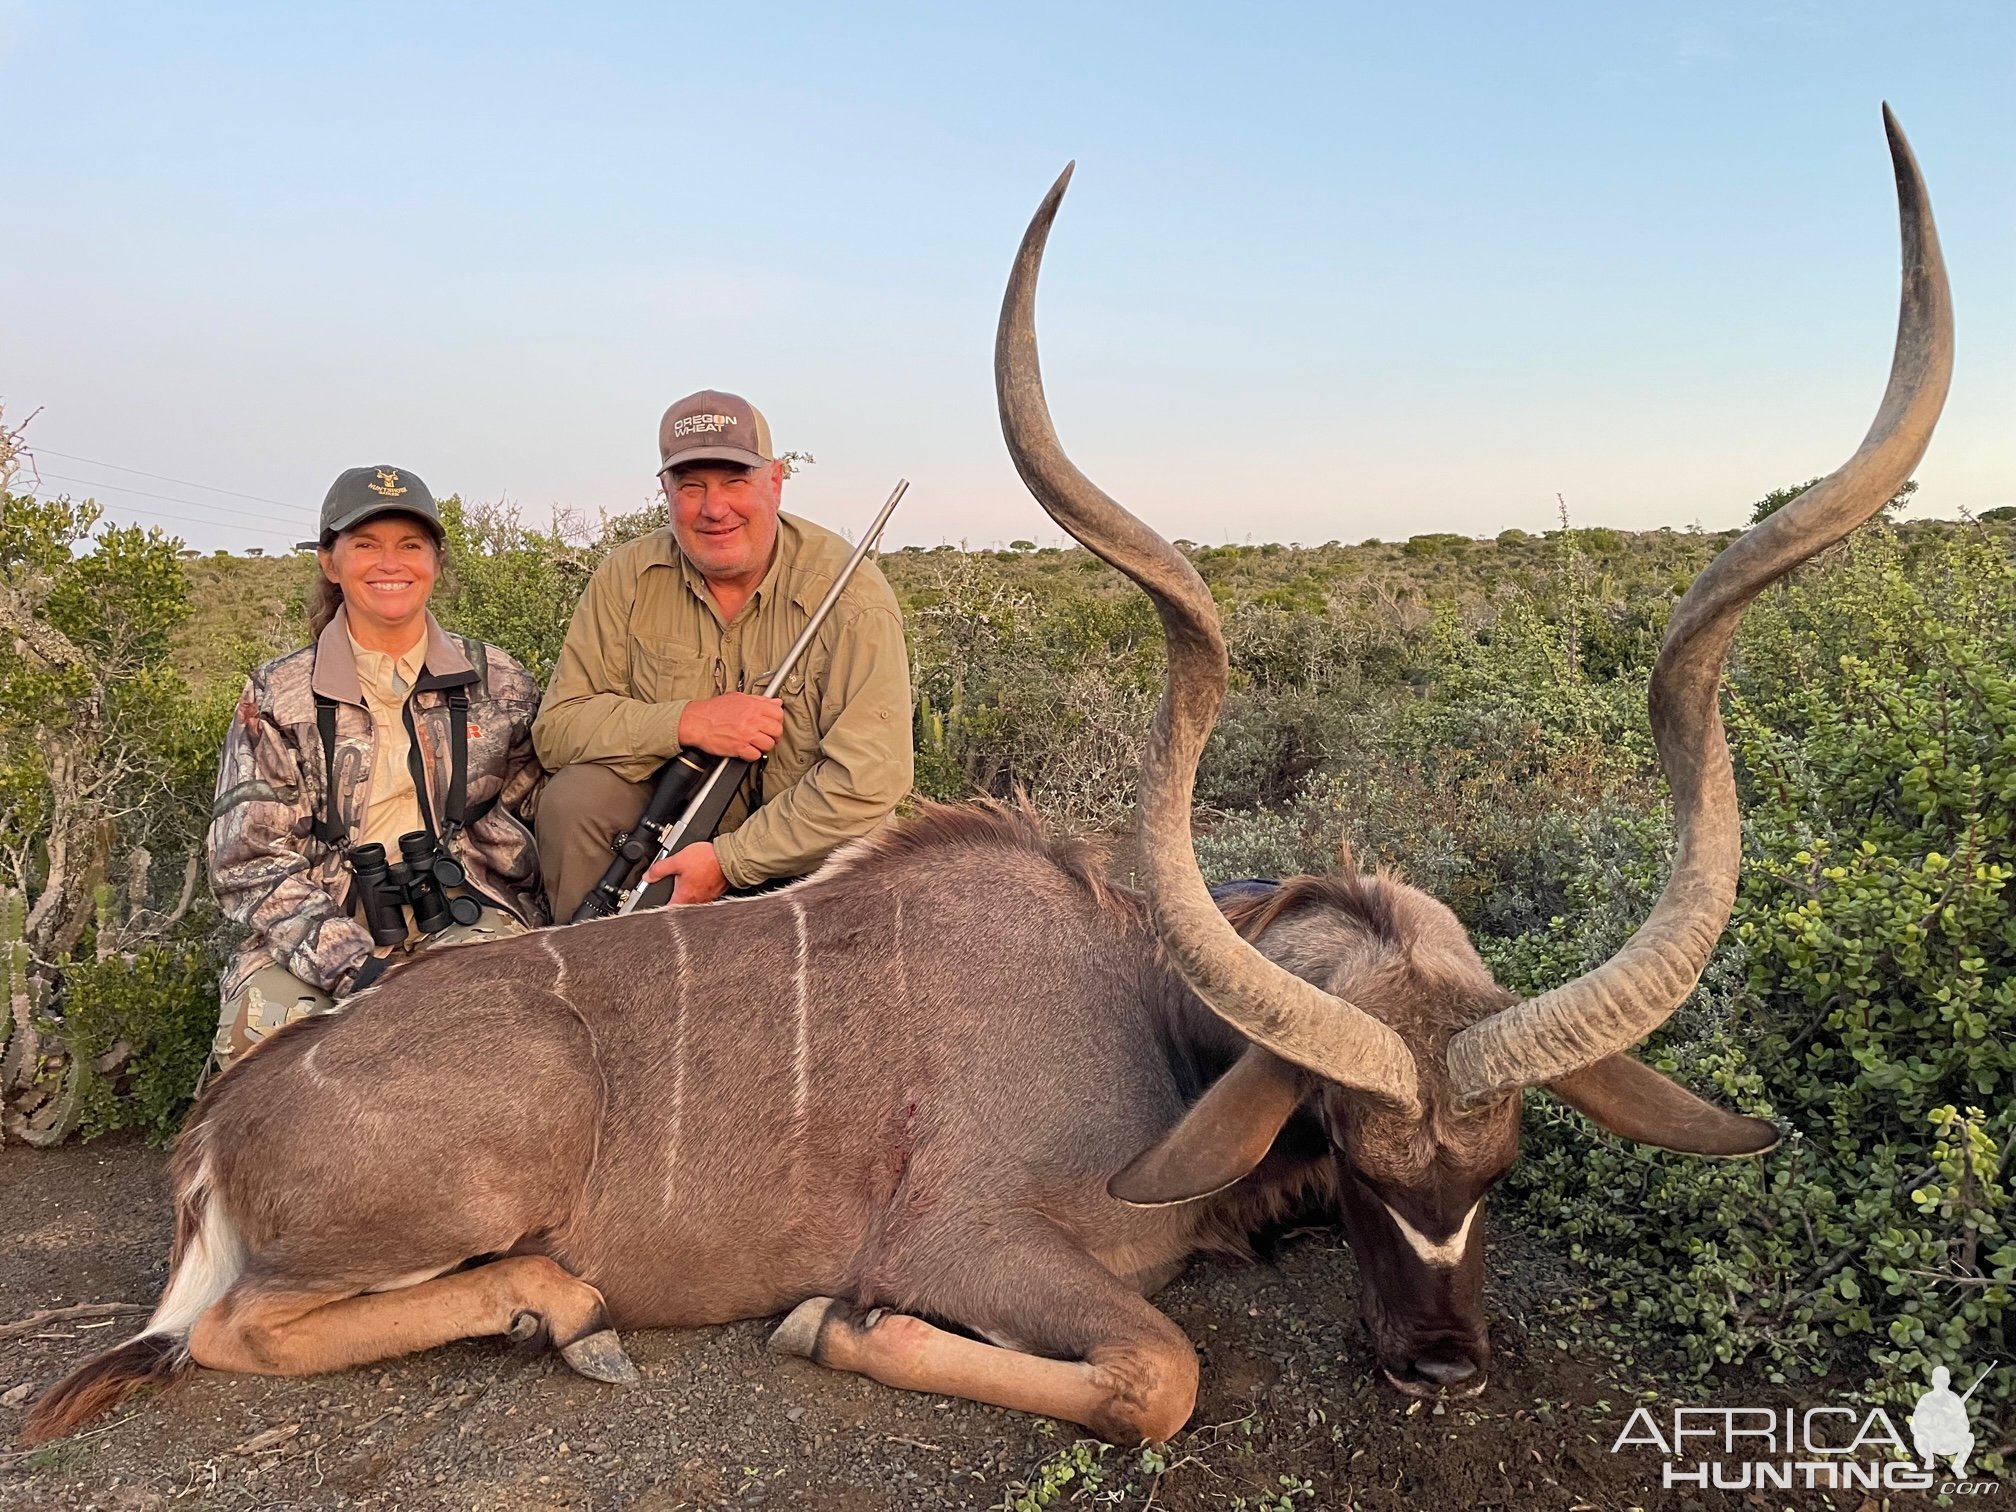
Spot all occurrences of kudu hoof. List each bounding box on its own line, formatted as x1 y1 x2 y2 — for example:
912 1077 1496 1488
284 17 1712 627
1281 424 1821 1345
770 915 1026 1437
768 1297 836 1359
558 1328 640 1385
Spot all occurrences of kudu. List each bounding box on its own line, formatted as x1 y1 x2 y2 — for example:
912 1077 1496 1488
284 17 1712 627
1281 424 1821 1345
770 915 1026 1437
28 108 1951 1448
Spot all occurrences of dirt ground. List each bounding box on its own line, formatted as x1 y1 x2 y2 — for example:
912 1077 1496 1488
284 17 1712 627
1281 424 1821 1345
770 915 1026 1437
0 1138 1944 1511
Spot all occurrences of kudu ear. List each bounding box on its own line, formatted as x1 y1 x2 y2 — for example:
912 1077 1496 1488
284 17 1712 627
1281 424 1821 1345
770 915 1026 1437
1545 1054 1781 1157
1108 1047 1308 1206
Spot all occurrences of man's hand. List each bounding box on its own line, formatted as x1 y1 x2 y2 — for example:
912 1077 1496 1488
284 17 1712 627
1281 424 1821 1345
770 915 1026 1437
643 840 729 907
678 693 784 761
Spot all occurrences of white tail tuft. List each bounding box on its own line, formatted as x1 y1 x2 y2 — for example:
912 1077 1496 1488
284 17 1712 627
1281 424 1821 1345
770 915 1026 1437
142 1151 245 1339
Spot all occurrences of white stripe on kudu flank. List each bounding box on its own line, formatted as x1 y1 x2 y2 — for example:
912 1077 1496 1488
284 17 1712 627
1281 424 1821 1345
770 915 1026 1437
541 931 568 1000
791 900 811 1128
662 918 689 1212
890 893 907 1017
1382 1200 1479 1268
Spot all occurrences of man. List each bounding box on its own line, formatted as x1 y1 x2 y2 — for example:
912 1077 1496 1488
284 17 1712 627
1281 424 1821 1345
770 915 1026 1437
535 389 913 917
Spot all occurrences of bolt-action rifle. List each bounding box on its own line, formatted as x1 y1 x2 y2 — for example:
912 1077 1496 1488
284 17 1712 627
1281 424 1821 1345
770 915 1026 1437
568 480 908 921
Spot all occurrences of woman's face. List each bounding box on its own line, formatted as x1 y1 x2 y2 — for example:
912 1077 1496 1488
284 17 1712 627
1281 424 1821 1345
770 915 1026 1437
320 514 440 640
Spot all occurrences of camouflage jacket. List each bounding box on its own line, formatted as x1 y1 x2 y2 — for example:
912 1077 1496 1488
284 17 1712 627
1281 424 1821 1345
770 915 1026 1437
209 610 549 1001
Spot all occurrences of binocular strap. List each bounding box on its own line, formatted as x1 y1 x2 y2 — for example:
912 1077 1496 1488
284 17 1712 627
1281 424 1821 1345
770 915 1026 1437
312 682 487 849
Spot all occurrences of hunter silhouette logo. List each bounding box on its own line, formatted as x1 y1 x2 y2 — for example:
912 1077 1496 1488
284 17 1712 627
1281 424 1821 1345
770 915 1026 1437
367 468 408 498
1910 1364 1989 1479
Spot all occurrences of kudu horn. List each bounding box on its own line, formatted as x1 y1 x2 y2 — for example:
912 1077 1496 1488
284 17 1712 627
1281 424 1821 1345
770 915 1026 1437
995 162 1424 1114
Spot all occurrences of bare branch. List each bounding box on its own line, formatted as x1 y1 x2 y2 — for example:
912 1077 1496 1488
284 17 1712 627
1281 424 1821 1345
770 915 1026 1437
0 1301 147 1343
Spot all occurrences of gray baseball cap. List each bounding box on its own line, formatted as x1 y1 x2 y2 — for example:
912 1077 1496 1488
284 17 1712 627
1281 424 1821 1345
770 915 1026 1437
304 466 444 548
657 389 775 472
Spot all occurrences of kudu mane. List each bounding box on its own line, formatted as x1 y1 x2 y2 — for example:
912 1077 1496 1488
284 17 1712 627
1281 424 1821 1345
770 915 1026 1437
1219 864 1401 952
1220 868 1513 1044
819 796 1141 928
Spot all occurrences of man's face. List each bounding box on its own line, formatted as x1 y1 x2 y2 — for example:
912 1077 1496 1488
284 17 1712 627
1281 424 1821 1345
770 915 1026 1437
663 461 785 589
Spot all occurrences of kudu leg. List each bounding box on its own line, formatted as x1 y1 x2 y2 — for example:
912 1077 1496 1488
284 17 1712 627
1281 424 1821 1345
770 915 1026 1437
189 1255 637 1383
770 1236 1198 1444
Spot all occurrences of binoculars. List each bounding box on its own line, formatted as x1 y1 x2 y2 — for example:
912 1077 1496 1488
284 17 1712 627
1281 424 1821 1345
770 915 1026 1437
347 831 483 945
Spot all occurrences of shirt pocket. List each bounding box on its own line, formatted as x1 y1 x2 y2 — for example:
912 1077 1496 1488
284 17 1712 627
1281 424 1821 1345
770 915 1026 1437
766 664 818 788
630 637 720 705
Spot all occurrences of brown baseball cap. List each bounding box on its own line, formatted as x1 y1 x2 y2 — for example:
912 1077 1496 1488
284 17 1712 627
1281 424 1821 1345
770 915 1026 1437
657 389 775 473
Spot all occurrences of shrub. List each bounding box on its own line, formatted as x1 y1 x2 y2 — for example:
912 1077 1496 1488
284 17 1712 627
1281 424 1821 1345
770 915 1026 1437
1567 526 1623 554
1751 476 1916 525
434 497 609 682
2 474 228 1144
904 550 1162 825
59 943 218 1142
1402 532 1469 560
1195 599 1401 812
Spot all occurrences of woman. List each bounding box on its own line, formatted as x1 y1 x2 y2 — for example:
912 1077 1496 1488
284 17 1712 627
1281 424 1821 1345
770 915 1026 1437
205 465 548 1073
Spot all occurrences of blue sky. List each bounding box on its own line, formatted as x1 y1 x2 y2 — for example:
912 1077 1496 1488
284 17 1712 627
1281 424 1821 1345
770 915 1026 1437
2 2 2010 553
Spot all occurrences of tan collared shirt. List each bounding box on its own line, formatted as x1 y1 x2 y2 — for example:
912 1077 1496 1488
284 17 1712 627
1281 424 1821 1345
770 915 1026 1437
347 627 428 849
532 512 913 887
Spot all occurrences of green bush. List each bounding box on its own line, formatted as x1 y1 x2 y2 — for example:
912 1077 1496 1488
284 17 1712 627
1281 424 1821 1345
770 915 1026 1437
59 945 219 1142
1402 532 1470 560
1751 476 1916 525
434 497 615 682
1195 599 1400 813
904 551 1163 824
2 487 229 1143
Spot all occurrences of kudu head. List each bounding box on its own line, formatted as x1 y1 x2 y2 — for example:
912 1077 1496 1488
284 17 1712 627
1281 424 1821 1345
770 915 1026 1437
994 108 1952 1398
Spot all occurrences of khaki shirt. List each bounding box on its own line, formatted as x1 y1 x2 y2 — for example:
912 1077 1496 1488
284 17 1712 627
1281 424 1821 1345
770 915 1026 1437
532 512 913 887
348 629 428 849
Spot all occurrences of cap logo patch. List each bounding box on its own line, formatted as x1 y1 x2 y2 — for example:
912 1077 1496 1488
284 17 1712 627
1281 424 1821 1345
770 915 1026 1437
368 468 408 498
672 413 739 438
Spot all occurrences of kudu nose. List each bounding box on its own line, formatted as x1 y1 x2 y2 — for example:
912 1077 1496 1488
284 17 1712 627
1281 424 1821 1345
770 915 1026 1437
1410 1353 1478 1388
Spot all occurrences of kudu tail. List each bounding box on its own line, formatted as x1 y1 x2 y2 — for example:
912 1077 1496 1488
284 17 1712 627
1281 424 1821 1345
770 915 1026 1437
18 1333 190 1445
22 1137 242 1444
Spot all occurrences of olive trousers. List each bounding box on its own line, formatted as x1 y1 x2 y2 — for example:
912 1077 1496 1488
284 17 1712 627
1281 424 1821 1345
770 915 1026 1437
538 763 809 920
536 764 659 923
